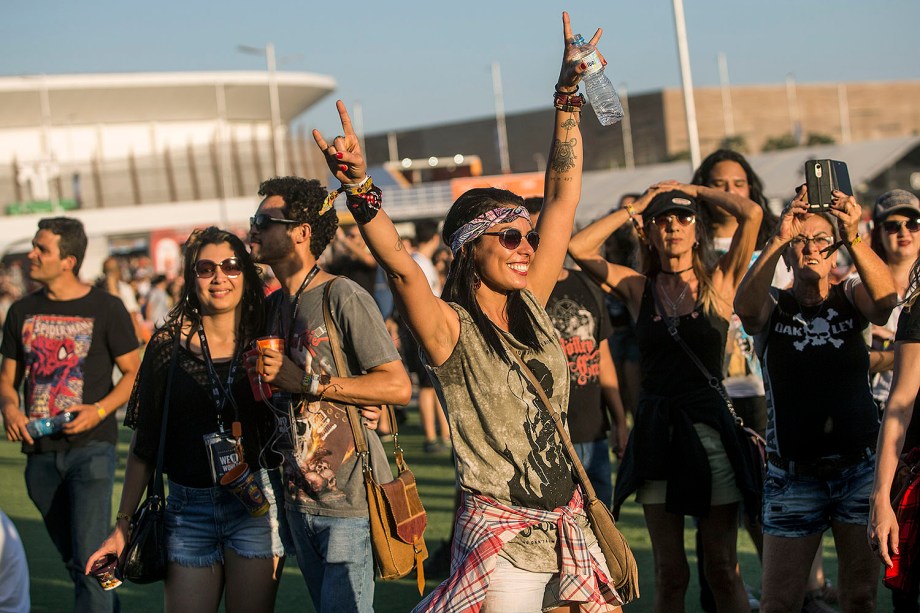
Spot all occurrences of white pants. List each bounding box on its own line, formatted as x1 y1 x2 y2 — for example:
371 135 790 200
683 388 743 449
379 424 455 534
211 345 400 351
482 541 612 613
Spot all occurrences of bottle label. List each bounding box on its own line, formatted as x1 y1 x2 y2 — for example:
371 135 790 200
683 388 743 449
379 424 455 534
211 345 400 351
580 49 604 76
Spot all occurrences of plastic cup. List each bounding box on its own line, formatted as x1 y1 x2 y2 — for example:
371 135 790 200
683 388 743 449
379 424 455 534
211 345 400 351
90 553 122 591
244 348 272 401
219 462 270 517
246 337 284 402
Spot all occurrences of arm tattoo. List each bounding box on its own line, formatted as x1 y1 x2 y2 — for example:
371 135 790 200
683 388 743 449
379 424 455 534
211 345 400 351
395 238 404 251
549 114 579 174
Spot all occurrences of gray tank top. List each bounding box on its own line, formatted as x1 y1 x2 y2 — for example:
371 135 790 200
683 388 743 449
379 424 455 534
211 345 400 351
429 290 576 510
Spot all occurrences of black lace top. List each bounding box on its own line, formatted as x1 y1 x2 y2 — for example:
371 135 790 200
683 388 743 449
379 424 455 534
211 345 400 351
125 328 280 487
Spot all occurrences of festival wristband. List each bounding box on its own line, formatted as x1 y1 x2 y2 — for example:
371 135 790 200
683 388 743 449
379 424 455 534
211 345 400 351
95 402 106 420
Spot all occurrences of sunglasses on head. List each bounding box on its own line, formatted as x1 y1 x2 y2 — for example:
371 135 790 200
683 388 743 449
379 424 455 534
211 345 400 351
249 214 300 231
481 228 540 251
652 212 696 229
881 219 920 235
194 257 243 279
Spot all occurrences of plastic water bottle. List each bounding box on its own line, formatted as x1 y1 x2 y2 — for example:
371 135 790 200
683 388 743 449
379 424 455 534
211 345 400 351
571 34 624 126
26 411 74 439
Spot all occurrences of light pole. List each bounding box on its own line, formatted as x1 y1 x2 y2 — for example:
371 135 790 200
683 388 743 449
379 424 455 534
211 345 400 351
491 62 511 175
238 43 284 176
671 0 701 170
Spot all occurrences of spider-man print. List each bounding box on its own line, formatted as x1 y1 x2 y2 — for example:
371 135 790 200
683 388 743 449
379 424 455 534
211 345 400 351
22 315 93 417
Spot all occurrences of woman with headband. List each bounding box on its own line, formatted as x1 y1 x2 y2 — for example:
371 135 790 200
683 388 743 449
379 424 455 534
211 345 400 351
311 12 627 612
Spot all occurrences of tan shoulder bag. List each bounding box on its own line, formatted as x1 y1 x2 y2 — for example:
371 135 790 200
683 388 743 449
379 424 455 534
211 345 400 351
322 279 428 595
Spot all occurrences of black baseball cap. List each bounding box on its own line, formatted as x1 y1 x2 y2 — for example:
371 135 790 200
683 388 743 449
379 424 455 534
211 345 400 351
641 190 699 223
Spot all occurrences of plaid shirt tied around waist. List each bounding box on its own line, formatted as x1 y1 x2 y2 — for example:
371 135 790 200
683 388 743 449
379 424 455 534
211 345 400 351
412 486 623 613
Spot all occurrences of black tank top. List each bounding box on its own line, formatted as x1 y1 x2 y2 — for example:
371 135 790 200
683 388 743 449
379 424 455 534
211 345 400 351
635 278 729 398
759 282 878 460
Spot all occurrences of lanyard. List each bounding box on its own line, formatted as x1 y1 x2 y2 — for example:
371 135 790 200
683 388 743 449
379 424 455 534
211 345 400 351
278 264 320 355
197 325 240 432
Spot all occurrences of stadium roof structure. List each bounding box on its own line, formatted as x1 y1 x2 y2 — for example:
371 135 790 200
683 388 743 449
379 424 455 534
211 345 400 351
0 71 337 128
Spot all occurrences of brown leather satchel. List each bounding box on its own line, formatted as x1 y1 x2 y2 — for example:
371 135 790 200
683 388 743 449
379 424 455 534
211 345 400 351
322 279 428 594
502 337 640 604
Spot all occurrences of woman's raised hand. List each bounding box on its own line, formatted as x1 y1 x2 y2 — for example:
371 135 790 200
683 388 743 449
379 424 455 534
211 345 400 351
556 11 598 92
828 190 862 243
312 100 367 185
775 185 810 244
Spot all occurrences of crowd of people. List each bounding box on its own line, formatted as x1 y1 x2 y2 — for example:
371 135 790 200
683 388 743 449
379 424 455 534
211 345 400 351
1 10 919 613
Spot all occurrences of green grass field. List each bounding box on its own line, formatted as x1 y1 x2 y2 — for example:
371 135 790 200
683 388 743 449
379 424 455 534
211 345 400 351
1 407 891 612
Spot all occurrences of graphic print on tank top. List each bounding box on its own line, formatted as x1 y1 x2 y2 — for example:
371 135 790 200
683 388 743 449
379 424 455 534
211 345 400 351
503 356 572 509
771 304 855 352
547 297 600 387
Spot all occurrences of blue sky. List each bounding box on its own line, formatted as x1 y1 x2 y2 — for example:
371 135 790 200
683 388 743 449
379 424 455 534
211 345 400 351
3 1 918 137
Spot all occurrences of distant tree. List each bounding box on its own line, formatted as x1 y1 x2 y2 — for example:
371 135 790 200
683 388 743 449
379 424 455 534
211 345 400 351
806 133 836 146
719 135 748 152
761 134 798 152
665 150 691 162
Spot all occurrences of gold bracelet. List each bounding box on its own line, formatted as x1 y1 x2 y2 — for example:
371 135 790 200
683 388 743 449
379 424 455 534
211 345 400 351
94 402 106 420
624 202 637 218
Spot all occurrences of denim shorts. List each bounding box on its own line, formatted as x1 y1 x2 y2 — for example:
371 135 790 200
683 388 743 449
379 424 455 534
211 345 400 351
165 468 285 567
761 455 875 538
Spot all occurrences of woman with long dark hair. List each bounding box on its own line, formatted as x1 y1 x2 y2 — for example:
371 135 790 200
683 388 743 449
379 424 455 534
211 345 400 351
86 227 284 612
869 192 920 613
310 12 627 612
568 178 763 612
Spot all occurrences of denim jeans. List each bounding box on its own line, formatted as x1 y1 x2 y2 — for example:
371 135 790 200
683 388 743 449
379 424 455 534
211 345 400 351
286 510 373 613
25 441 116 613
573 439 613 508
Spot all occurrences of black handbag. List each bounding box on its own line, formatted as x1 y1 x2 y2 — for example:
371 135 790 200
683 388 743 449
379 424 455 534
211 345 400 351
650 286 767 491
122 327 181 584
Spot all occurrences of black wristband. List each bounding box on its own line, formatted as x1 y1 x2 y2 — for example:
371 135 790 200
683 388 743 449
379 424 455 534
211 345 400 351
346 184 382 225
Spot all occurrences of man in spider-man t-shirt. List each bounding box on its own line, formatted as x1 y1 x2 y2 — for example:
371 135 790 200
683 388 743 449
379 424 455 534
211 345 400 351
0 217 140 612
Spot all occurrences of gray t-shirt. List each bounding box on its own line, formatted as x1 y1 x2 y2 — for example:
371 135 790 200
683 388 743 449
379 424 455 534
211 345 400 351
429 290 584 572
266 277 401 518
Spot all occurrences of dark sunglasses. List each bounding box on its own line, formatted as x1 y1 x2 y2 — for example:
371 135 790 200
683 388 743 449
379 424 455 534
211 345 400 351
881 219 920 235
481 228 540 251
652 213 696 229
249 213 300 231
194 257 243 279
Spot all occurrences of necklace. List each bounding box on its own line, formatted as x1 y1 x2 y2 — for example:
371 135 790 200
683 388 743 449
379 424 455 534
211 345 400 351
660 265 693 275
658 277 690 323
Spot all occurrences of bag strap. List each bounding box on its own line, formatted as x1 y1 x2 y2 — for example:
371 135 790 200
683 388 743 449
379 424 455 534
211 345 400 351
321 278 406 473
151 321 182 498
497 331 602 505
649 282 747 429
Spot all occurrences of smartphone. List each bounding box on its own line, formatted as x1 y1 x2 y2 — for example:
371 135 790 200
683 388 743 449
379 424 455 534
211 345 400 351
804 159 852 210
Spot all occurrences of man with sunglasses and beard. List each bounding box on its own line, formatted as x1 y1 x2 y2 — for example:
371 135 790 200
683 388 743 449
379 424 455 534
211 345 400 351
1 217 140 613
247 176 411 613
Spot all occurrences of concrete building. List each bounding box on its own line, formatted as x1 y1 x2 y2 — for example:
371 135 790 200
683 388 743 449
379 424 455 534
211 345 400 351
364 80 920 176
0 71 335 214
